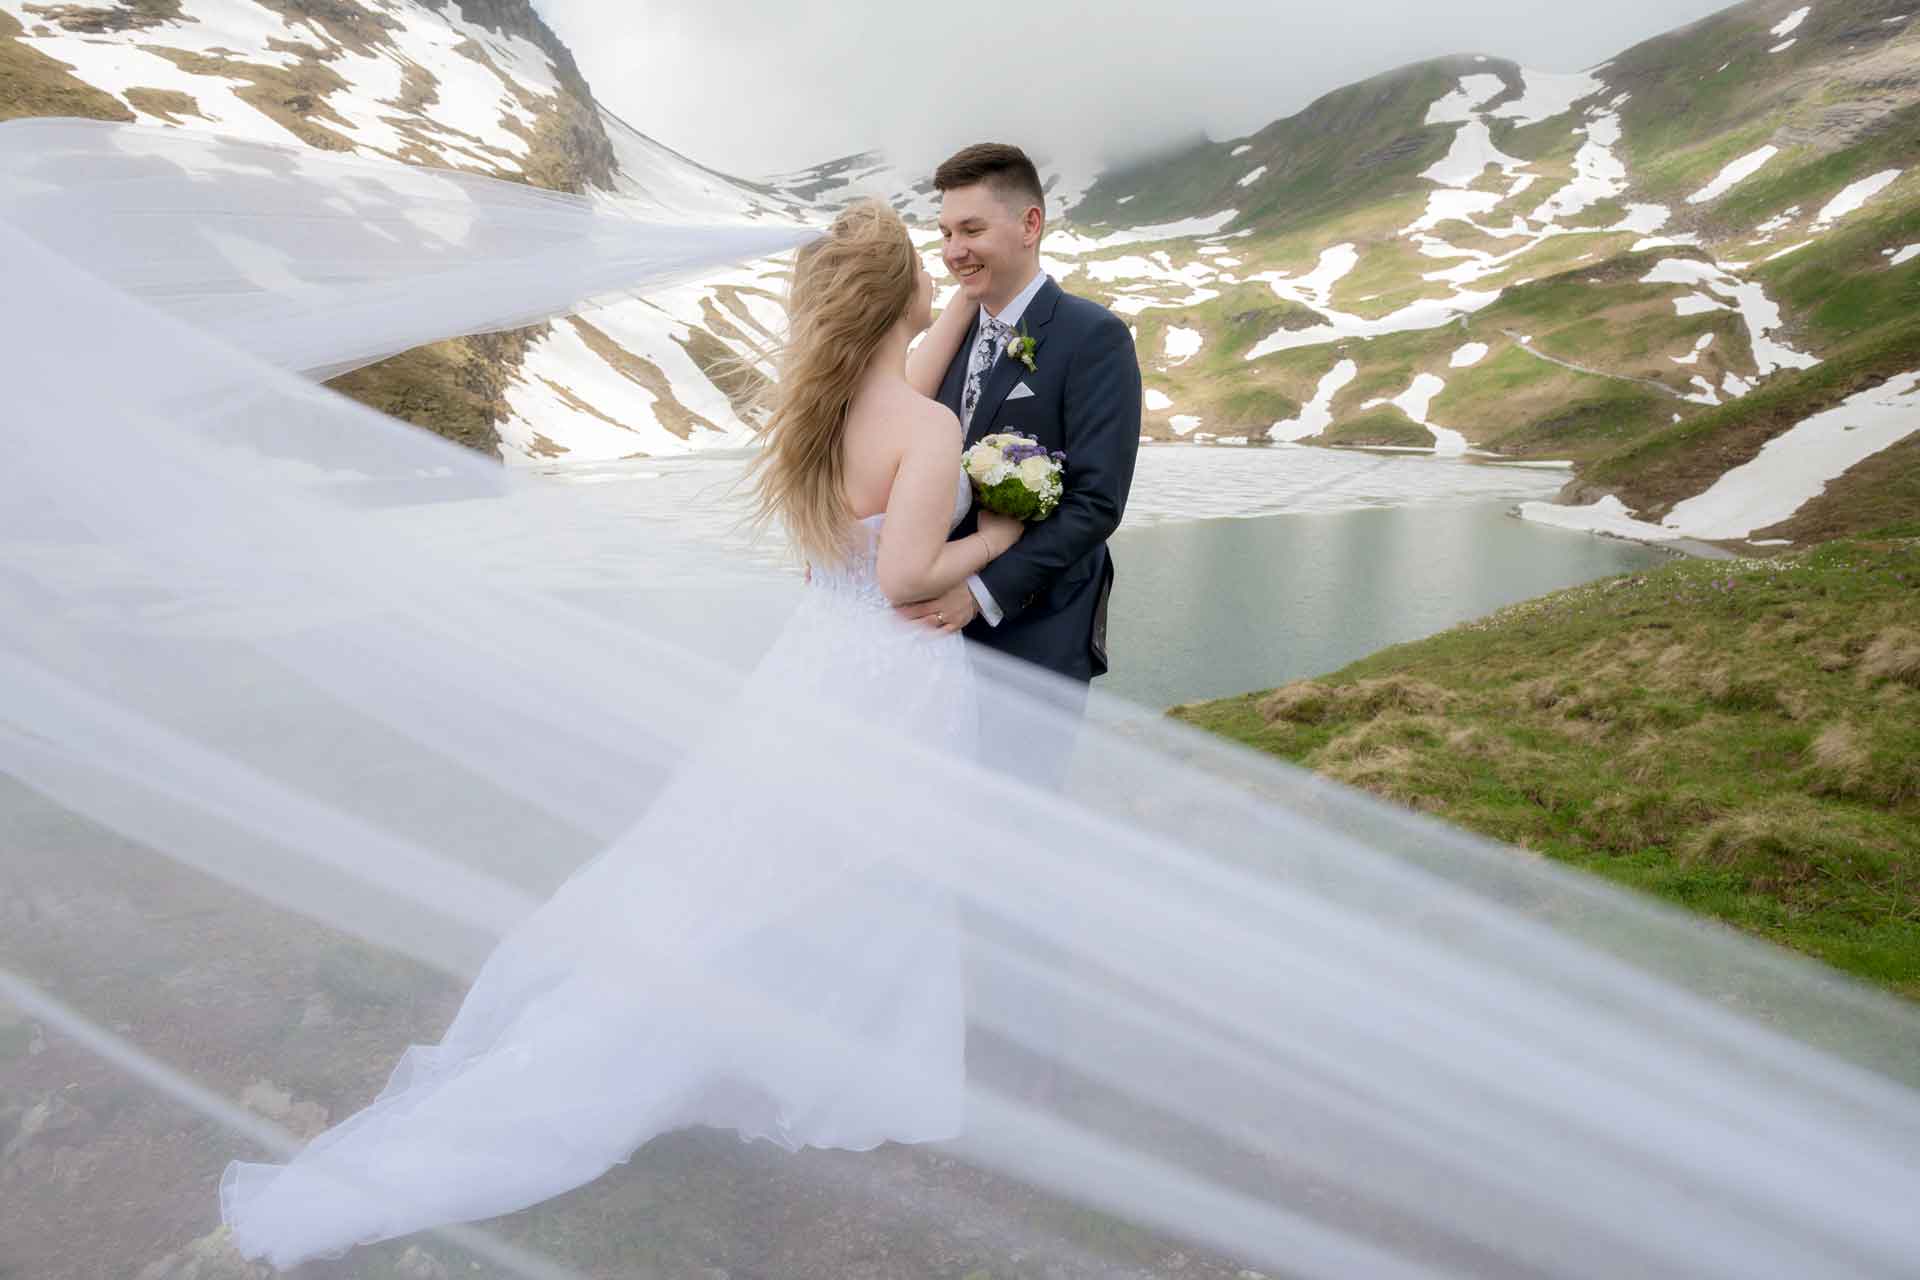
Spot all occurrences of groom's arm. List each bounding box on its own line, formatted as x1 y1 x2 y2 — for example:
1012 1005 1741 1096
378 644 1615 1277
975 313 1140 623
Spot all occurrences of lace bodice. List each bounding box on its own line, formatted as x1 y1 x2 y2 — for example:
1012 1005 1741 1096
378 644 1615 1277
764 467 977 748
808 472 973 613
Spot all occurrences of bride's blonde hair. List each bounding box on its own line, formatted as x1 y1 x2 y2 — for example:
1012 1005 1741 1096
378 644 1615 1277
747 198 918 567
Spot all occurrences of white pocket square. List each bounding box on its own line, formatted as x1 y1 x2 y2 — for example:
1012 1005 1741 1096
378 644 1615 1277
1006 382 1036 401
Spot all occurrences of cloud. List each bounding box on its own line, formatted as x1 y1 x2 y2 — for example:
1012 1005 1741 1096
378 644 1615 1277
537 0 1732 178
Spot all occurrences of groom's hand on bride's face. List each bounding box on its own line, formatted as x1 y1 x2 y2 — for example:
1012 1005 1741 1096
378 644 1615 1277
896 582 977 633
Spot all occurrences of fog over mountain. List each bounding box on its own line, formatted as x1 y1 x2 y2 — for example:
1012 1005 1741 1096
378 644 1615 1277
538 0 1735 175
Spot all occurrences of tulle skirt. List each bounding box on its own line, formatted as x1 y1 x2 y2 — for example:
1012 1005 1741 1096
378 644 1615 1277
221 590 976 1268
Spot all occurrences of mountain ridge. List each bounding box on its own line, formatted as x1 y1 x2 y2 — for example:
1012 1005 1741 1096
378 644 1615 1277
3 0 1915 549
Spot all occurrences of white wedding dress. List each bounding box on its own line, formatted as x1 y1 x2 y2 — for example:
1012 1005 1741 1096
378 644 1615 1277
221 477 978 1268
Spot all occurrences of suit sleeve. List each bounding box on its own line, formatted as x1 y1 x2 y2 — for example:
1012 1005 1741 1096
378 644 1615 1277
975 313 1140 623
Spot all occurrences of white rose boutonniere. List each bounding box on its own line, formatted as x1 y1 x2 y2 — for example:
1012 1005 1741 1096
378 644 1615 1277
1006 320 1039 374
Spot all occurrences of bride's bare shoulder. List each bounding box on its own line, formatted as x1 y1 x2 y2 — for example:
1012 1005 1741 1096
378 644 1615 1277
901 390 960 446
846 385 957 469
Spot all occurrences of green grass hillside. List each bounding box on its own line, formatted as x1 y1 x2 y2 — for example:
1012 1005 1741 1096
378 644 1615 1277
1173 532 1920 996
1057 1 1920 545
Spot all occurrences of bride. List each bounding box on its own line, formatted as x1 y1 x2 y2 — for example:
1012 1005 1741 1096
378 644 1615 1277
220 199 1021 1268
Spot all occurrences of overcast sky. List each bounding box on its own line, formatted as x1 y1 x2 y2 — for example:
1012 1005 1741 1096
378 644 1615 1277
536 0 1736 179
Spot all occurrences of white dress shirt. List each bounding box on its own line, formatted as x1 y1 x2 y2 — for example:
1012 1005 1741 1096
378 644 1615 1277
966 269 1050 627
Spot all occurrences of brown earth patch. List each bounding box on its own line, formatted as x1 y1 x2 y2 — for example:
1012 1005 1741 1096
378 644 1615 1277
680 321 770 427
249 0 395 58
146 46 359 150
0 10 135 121
20 0 183 34
122 84 202 122
327 325 543 456
564 317 718 441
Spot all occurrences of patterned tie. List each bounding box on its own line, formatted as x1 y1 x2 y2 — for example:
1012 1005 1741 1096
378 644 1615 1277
961 314 1013 432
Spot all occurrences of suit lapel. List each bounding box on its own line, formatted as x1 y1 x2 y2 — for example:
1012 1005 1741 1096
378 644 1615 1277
967 277 1063 446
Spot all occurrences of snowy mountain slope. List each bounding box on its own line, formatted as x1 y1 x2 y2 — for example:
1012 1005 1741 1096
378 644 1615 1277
0 0 813 463
1030 0 1920 547
595 106 811 223
495 109 809 463
1 0 614 189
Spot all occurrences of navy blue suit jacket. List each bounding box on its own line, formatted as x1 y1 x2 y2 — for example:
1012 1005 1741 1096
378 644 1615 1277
939 277 1142 681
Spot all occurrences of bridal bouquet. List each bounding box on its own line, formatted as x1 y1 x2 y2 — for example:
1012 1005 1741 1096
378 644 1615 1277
963 432 1066 521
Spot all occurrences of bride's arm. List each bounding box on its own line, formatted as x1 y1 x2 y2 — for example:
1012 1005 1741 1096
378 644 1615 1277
905 288 976 398
876 404 1021 605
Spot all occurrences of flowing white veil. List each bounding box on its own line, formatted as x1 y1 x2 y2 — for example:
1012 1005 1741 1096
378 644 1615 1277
4 120 1919 1280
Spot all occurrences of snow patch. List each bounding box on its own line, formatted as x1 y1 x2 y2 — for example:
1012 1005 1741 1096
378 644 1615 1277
1771 6 1811 37
1422 119 1528 189
1268 359 1359 442
1674 293 1732 316
1163 326 1203 364
1237 166 1268 188
1749 206 1803 242
1425 74 1509 125
1633 235 1702 252
1044 210 1239 255
1083 251 1223 316
1382 372 1469 454
1450 342 1491 368
1390 373 1445 425
1531 112 1627 222
1687 146 1780 205
1813 170 1903 228
1404 188 1505 235
1520 495 1683 541
1488 69 1606 127
1642 258 1818 376
1664 371 1920 539
1671 333 1717 365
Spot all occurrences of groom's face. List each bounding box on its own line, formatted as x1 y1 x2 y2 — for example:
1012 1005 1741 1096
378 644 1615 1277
938 182 1039 311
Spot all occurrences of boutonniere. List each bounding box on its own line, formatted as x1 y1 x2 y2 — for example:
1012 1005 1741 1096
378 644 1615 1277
1006 321 1040 374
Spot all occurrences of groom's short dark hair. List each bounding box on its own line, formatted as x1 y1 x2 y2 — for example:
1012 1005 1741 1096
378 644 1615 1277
934 143 1045 215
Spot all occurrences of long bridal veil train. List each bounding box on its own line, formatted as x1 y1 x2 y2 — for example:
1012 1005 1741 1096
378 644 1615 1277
4 120 1920 1279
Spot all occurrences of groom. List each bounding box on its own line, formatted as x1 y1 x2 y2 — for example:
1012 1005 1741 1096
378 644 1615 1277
898 143 1142 773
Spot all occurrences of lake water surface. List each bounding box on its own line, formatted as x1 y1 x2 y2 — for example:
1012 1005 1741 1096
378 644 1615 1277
532 444 1671 711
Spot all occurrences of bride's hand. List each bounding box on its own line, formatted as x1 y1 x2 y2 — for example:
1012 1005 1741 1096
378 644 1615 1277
978 510 1025 556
